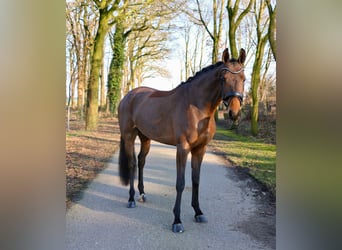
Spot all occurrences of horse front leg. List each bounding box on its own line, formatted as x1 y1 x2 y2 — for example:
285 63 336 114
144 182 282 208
191 146 207 223
172 143 190 233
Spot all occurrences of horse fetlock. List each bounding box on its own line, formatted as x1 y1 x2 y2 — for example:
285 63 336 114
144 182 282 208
138 193 146 202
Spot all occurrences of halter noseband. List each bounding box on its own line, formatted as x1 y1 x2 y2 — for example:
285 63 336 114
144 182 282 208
221 66 245 107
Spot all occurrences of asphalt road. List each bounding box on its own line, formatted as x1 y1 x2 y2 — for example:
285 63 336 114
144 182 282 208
66 141 275 250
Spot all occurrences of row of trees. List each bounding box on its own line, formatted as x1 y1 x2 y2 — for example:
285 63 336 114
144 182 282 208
179 0 276 135
67 0 184 130
66 0 276 135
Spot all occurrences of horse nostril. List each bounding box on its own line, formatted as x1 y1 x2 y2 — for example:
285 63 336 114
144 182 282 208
228 110 240 121
228 110 233 119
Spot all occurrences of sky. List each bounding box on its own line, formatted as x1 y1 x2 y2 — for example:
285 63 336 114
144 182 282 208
141 58 181 90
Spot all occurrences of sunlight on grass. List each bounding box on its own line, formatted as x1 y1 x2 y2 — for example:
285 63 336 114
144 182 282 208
211 127 276 194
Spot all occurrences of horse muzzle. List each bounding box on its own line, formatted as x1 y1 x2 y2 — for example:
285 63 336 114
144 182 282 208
222 92 243 107
228 109 241 121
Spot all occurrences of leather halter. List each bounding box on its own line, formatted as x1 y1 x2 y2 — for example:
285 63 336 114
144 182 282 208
221 66 244 107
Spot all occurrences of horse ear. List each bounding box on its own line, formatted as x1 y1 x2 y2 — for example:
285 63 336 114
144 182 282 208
238 48 246 64
222 48 230 63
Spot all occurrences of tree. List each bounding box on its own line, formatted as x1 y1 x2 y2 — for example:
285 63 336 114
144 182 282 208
108 0 180 102
250 0 269 135
181 21 208 79
85 0 121 130
129 26 171 89
189 0 225 64
125 29 167 92
66 44 77 131
107 17 126 115
226 0 255 58
266 0 276 61
106 1 147 114
189 26 207 75
66 1 97 118
66 39 77 109
259 48 273 104
183 24 191 80
99 55 106 110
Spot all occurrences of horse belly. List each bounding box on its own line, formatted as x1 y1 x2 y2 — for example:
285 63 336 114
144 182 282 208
134 112 177 146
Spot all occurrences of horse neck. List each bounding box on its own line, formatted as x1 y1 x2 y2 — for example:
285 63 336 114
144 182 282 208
188 67 223 114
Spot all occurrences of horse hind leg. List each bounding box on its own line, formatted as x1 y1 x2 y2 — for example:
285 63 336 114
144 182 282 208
137 130 151 203
120 132 138 208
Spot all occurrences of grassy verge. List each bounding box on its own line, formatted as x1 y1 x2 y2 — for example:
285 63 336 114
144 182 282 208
210 125 276 196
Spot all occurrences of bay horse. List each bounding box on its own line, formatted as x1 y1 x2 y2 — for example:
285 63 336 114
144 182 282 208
118 48 246 233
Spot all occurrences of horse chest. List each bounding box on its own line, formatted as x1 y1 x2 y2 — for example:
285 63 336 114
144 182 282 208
188 116 215 147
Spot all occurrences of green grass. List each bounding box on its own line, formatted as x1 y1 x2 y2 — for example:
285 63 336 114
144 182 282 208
211 127 276 195
66 132 79 137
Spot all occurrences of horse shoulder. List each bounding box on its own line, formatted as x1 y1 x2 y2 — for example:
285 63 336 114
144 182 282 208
186 111 216 148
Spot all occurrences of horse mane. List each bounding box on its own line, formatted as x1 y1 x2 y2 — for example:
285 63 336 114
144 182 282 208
150 61 232 97
180 61 224 85
149 61 225 98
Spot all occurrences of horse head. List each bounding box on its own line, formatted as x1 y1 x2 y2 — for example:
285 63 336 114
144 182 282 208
220 48 246 122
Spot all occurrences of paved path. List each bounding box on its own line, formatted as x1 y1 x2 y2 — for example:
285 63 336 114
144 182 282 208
66 141 275 250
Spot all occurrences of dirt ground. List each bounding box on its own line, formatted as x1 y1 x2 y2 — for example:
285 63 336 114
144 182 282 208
66 112 120 208
66 110 276 249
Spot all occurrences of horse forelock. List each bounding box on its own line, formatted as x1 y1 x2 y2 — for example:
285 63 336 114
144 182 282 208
228 58 238 63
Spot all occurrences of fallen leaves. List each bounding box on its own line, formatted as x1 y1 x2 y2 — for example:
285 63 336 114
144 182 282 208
66 113 120 208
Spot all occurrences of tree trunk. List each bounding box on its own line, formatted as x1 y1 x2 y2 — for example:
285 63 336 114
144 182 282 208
212 36 218 63
100 60 106 110
107 20 125 115
266 0 276 61
251 68 260 136
251 36 268 136
70 81 76 108
127 58 135 92
184 26 190 79
68 47 76 108
228 25 238 58
77 62 85 113
85 11 109 130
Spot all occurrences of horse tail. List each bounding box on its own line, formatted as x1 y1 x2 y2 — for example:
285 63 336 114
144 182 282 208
119 136 132 186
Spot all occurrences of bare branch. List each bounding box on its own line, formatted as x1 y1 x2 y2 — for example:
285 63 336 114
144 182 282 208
195 0 214 40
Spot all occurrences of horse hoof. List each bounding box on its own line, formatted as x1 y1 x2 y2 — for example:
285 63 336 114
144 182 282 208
127 201 136 208
172 223 184 233
194 214 208 223
138 194 146 203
